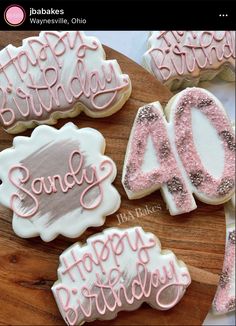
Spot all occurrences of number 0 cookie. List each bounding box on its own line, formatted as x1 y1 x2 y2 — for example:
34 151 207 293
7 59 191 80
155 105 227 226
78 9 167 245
0 31 131 133
0 123 120 241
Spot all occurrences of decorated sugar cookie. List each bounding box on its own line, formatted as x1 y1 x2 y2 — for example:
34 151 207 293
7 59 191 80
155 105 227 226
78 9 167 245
213 224 235 314
122 87 235 215
143 31 235 90
0 31 131 134
0 123 120 241
52 227 191 325
212 197 235 314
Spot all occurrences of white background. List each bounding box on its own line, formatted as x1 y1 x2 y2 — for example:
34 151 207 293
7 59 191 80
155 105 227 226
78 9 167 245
87 31 235 326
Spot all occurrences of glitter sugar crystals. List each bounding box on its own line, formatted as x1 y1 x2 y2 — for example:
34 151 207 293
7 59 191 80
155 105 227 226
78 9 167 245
122 87 235 215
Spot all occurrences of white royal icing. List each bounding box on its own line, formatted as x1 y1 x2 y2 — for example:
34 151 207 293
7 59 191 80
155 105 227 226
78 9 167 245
0 123 120 241
52 227 191 325
122 88 235 215
0 31 131 133
143 31 235 89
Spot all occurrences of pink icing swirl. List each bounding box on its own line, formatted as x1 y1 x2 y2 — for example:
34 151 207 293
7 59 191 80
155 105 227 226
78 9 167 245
0 31 130 128
54 228 190 324
148 31 235 82
8 150 113 218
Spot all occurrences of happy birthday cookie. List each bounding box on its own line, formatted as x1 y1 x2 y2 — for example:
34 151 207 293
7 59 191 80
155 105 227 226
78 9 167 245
52 227 191 325
0 123 120 241
122 87 235 215
0 31 131 134
143 31 235 90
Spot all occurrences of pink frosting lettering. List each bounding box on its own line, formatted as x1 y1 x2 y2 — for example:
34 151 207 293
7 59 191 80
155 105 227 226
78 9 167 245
53 228 191 324
61 228 156 281
148 31 235 82
9 150 113 218
0 31 130 128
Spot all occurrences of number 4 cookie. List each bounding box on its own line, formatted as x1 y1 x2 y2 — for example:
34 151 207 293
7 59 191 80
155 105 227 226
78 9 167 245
122 87 235 215
0 123 120 241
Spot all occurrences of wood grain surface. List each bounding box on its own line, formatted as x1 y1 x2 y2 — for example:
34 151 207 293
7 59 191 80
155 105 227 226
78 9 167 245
0 32 225 325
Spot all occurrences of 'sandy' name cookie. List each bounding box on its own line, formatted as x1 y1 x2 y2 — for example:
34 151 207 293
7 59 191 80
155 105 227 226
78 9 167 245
0 31 131 134
143 31 235 90
122 87 235 215
0 123 120 241
52 227 191 325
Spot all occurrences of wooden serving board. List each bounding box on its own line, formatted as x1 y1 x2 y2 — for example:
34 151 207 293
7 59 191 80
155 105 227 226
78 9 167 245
0 32 225 325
